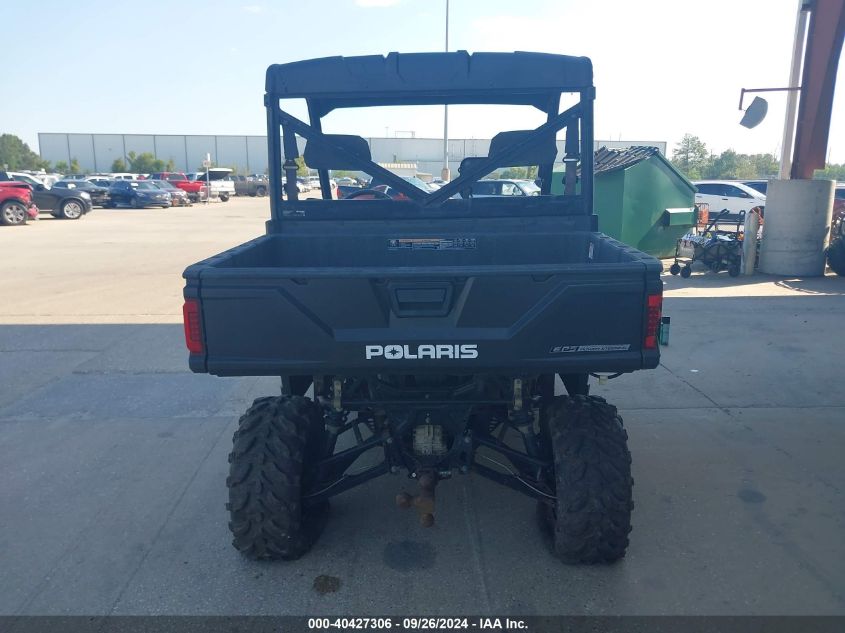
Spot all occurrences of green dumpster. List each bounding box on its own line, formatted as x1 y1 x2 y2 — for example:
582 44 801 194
552 146 697 258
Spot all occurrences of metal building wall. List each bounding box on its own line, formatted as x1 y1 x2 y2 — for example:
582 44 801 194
38 133 665 174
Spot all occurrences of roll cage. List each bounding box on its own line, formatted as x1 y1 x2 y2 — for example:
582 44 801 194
264 51 595 224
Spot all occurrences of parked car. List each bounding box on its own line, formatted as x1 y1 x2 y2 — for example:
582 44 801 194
40 173 64 188
353 176 434 200
86 178 115 189
832 184 845 240
187 169 235 202
233 175 269 197
149 179 191 206
337 184 363 198
31 182 92 219
466 179 541 197
148 172 207 202
281 177 307 194
741 179 770 195
0 181 38 226
107 180 171 208
52 180 110 206
0 171 44 188
693 180 766 222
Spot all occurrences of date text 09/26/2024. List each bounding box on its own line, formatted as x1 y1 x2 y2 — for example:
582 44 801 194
308 617 528 630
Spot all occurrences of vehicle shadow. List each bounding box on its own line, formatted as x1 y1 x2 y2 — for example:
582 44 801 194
660 262 845 295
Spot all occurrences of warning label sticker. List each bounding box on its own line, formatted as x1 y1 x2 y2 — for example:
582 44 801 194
388 238 477 251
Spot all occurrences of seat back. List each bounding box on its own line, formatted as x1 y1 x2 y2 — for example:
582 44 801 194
302 134 372 170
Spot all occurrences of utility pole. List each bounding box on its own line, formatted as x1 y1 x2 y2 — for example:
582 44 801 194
779 0 810 180
442 0 450 182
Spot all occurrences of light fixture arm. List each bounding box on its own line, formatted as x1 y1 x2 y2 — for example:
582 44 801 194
739 87 801 111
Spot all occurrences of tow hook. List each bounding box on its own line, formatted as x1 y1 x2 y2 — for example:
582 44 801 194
396 470 438 527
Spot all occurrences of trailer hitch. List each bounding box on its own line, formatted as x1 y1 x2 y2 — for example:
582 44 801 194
396 470 438 527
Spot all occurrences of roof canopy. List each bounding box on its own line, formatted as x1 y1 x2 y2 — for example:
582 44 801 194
266 51 593 114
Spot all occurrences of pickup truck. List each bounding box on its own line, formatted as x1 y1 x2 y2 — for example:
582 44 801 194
187 168 235 202
232 175 269 197
182 52 663 564
148 172 207 202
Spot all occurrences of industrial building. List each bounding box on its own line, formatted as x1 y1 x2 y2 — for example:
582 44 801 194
38 132 666 176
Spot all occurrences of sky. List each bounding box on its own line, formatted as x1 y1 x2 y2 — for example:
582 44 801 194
2 0 843 163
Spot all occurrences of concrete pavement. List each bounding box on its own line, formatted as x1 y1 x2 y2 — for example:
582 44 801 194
1 198 843 615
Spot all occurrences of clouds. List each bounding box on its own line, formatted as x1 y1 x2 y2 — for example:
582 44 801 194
242 4 263 13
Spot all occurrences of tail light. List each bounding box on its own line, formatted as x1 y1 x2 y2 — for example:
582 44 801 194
644 292 662 350
182 299 204 354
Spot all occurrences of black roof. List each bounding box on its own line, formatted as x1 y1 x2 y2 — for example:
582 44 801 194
592 146 696 192
593 146 661 174
266 51 593 112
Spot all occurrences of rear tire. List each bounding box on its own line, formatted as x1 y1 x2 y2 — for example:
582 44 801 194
669 263 681 275
256 186 267 197
220 193 230 202
226 395 328 560
680 265 692 278
827 238 845 276
0 201 28 226
544 395 633 564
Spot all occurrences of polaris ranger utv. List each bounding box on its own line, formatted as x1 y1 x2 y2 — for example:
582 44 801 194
182 52 663 564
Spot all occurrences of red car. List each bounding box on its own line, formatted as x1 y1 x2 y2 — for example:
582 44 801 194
0 181 38 226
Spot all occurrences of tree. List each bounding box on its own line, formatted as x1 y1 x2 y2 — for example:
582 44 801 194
69 158 82 174
111 158 127 172
814 163 845 180
126 151 165 173
165 158 176 172
0 133 50 171
54 160 69 174
295 156 308 177
671 134 710 179
500 167 528 179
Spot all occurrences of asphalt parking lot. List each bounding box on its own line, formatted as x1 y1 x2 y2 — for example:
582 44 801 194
1 197 844 616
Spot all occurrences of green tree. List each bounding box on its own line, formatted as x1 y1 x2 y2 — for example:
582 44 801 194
126 151 165 173
814 163 845 180
111 158 127 172
500 167 528 179
68 158 82 174
295 156 308 177
0 133 50 171
671 134 710 179
165 158 176 172
752 153 779 177
54 160 69 174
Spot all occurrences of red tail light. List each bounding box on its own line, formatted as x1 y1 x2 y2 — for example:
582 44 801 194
644 292 662 350
182 299 204 354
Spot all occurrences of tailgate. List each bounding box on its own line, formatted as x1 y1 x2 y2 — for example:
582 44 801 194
185 263 660 376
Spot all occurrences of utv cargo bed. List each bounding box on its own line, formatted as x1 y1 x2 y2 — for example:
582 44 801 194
184 215 661 376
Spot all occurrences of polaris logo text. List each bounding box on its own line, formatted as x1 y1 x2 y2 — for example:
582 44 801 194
365 344 478 360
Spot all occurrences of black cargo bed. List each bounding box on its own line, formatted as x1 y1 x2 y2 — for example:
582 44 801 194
184 226 661 377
